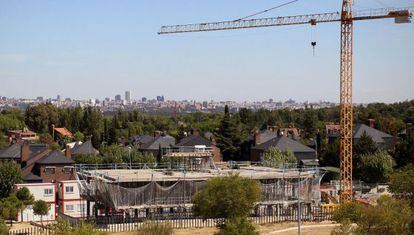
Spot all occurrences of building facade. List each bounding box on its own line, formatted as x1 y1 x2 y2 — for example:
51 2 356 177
16 183 56 222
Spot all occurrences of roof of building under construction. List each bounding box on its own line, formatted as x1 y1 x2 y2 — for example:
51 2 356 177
84 166 320 183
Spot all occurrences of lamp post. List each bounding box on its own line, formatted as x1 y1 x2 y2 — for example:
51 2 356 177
127 146 132 169
298 162 304 235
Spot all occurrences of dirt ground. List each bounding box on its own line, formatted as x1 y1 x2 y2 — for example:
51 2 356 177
113 221 338 235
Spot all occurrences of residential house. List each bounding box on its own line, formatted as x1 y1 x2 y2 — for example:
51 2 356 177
326 122 395 151
7 128 38 143
353 124 395 151
58 180 93 218
175 133 222 162
66 140 99 158
15 183 56 222
0 141 76 183
29 150 76 183
130 135 155 148
139 133 176 158
251 135 318 166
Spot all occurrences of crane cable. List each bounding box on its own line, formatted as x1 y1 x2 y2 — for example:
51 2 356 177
234 0 299 21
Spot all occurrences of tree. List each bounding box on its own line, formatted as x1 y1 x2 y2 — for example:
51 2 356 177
193 174 260 234
320 139 340 167
0 109 25 133
356 196 413 235
354 131 377 156
100 145 127 164
332 201 363 224
74 154 103 165
33 200 50 226
0 135 9 150
302 110 318 139
357 151 394 184
394 139 414 168
39 133 60 150
333 196 414 235
0 161 22 198
0 194 23 226
216 106 246 161
129 151 156 164
15 187 34 221
388 164 414 207
25 104 59 133
262 147 297 168
73 131 85 142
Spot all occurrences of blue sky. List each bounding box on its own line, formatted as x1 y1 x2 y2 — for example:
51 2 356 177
0 0 413 103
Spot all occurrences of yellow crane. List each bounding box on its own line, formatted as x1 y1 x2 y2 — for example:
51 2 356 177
159 1 413 203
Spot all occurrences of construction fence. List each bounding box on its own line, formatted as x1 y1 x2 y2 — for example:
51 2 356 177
8 205 334 235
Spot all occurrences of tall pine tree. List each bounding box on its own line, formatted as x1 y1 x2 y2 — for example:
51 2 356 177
216 106 245 161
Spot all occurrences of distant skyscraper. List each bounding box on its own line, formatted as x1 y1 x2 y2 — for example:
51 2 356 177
57 95 61 101
156 96 164 102
115 94 122 102
125 91 131 102
36 96 43 102
142 97 147 102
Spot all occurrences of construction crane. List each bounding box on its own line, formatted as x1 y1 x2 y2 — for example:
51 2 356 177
158 1 413 203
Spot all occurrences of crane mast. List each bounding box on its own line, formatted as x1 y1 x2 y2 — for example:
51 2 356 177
159 3 413 203
339 0 353 202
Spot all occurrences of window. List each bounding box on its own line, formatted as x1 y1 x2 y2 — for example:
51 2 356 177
65 205 74 211
44 188 53 197
65 186 74 193
63 166 73 174
44 167 55 175
78 204 85 212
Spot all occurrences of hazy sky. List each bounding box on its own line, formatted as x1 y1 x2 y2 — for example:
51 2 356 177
0 0 413 103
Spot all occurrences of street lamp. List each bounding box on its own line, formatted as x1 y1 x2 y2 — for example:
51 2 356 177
298 161 304 235
127 146 132 169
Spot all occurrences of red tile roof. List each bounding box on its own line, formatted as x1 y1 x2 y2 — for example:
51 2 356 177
53 127 73 138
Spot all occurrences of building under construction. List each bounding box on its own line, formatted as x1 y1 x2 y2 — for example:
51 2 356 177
76 147 324 218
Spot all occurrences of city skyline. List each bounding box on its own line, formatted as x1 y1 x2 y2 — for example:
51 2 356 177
1 0 413 103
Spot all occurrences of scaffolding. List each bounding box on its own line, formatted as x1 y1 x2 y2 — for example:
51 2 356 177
81 166 323 211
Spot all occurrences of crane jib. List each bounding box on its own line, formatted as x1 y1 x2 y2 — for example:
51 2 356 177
158 7 413 34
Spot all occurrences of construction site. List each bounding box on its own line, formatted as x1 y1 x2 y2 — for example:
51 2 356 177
75 147 324 220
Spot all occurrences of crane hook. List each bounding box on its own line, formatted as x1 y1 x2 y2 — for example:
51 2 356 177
311 41 316 56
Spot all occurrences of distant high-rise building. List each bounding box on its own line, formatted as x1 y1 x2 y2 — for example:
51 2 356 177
57 95 61 101
269 98 273 103
202 101 208 108
142 97 147 102
156 96 164 102
105 97 110 102
115 94 122 102
36 96 44 102
125 91 131 102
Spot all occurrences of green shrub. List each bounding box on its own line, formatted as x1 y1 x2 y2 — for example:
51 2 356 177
0 220 8 235
216 217 258 235
52 220 107 235
332 201 363 223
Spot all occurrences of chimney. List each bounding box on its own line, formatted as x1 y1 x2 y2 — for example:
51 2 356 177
192 129 200 136
21 141 31 163
154 130 162 138
254 130 261 146
368 119 375 128
65 144 72 159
